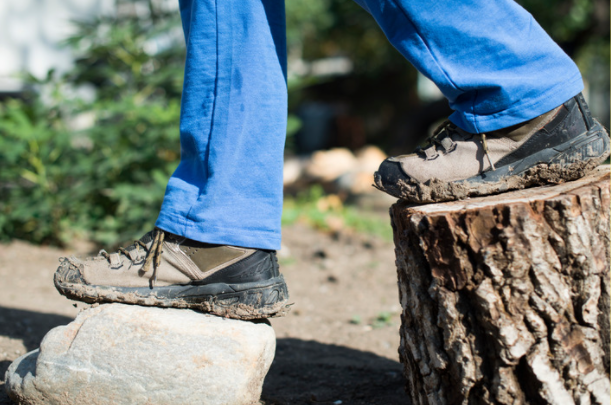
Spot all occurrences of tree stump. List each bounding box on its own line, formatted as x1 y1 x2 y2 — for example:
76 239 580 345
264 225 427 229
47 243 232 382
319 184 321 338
390 166 610 405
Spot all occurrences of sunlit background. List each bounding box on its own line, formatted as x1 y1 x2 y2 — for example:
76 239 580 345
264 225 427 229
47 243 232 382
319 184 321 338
0 0 609 247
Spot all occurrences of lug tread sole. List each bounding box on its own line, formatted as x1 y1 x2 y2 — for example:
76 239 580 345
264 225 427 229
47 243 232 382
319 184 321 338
55 276 291 320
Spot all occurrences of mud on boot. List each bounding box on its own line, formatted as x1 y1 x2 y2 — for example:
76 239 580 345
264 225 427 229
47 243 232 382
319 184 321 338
374 93 610 204
54 228 290 320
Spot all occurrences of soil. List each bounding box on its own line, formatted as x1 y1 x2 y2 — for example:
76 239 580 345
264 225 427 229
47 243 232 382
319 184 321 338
0 221 409 405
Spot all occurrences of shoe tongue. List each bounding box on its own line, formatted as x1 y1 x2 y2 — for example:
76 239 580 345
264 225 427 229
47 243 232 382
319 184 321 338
138 231 155 245
490 106 560 142
136 229 179 247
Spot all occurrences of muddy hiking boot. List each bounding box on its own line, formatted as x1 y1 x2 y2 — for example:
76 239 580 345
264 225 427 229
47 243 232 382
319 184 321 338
54 228 290 320
374 93 610 204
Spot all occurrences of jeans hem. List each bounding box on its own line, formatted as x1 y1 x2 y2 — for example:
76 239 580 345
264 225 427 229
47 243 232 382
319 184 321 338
451 73 584 133
155 211 281 250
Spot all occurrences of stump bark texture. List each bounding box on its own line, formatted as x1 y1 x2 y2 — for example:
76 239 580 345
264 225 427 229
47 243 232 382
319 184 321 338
391 166 610 405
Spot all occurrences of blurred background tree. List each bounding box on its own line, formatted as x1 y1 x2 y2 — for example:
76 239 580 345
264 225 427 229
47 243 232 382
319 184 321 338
0 0 608 246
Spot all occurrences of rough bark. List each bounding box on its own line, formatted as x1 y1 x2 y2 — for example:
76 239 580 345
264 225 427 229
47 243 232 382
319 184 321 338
391 166 610 405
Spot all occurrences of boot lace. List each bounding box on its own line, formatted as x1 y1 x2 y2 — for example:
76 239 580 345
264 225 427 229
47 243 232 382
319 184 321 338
99 227 166 287
417 120 496 171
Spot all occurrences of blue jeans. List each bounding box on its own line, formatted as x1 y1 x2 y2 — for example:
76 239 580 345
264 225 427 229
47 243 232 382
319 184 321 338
155 0 583 250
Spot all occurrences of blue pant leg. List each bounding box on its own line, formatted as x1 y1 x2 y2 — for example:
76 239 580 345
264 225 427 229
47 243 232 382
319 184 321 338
353 0 584 133
155 0 287 250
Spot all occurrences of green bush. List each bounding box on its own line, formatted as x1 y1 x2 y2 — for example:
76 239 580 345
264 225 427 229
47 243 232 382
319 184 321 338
0 0 184 247
0 95 76 245
0 86 181 246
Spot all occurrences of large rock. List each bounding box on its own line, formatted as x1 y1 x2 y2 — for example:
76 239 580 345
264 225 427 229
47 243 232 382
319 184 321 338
5 304 276 405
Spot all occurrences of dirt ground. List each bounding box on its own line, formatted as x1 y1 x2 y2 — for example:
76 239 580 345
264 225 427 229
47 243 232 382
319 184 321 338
0 220 410 404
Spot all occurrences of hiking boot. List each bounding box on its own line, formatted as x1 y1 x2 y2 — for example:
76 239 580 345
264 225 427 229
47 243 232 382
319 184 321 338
374 93 610 203
54 228 290 319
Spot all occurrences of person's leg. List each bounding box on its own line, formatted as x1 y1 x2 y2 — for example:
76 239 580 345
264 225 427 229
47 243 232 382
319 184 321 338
54 0 290 319
352 0 582 133
156 0 287 251
361 0 610 202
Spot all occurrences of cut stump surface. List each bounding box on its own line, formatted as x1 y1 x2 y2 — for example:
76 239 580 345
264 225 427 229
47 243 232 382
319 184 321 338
391 166 610 405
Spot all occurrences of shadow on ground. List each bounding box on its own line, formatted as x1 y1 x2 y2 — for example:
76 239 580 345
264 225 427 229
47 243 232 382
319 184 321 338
0 306 74 352
262 338 407 405
0 307 74 405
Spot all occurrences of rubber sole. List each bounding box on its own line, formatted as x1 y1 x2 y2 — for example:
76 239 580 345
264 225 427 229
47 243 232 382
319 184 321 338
374 121 610 204
54 275 291 320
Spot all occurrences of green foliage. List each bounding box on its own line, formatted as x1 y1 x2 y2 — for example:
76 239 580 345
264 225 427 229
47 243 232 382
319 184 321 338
0 95 74 244
286 0 334 56
287 0 412 75
0 0 183 246
349 314 362 325
64 10 184 101
282 185 393 241
519 0 600 47
0 83 180 246
371 311 394 329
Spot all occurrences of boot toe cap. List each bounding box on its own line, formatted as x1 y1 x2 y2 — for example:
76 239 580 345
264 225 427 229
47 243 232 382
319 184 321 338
374 159 410 194
55 258 87 285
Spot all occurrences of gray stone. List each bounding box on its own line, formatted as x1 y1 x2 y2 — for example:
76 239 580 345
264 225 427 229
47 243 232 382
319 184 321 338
5 304 276 405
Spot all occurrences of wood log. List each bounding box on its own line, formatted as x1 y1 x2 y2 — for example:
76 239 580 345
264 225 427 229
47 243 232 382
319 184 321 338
390 166 610 405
